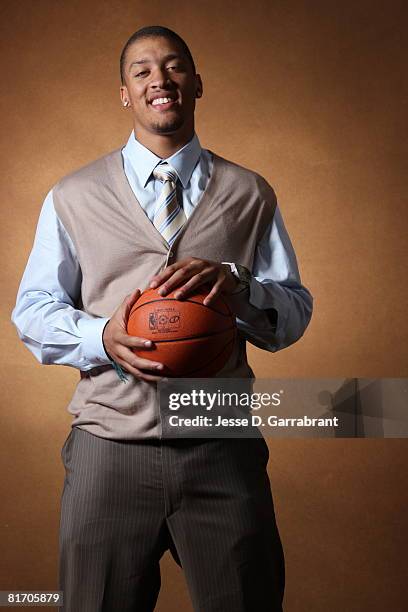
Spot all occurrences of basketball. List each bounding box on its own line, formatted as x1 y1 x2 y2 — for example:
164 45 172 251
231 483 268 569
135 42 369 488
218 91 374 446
127 286 237 377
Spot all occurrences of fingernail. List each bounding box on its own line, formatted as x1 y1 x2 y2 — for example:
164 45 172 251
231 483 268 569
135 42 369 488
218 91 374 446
156 364 163 370
158 288 166 296
150 281 158 288
144 340 152 347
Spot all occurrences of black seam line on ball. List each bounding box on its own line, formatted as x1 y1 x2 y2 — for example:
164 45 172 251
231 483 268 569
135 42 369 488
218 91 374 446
180 337 236 376
144 328 236 344
130 298 233 318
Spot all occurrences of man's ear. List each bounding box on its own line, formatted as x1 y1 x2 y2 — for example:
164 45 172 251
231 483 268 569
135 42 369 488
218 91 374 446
120 85 130 107
195 74 203 98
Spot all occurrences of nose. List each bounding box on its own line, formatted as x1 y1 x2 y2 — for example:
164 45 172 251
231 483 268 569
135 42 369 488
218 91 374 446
150 66 172 89
150 66 169 88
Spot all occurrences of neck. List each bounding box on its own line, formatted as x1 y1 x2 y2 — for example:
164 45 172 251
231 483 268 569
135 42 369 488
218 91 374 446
133 124 195 159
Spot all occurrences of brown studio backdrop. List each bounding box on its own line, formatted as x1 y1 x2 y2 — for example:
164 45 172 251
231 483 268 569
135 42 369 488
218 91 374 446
1 1 407 610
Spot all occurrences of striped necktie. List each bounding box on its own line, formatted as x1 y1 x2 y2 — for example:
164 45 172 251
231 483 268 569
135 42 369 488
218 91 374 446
152 163 186 246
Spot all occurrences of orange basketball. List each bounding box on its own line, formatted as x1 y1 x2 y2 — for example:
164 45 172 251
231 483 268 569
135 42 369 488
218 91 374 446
127 286 237 377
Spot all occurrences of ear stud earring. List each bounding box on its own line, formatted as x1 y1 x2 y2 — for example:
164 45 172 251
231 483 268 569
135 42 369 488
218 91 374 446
123 101 130 107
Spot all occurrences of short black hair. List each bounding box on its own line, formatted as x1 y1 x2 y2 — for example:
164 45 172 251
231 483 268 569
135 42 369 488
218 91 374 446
120 26 196 84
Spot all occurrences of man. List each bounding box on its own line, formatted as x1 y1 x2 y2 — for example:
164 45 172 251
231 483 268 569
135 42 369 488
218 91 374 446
12 26 312 611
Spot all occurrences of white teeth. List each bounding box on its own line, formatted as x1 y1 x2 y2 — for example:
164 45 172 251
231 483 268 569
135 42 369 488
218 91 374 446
152 97 174 106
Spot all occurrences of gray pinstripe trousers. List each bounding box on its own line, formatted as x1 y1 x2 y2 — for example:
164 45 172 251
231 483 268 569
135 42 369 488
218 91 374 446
58 426 285 611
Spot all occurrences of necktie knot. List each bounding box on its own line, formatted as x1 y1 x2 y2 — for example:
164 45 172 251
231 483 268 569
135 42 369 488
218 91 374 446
153 163 178 184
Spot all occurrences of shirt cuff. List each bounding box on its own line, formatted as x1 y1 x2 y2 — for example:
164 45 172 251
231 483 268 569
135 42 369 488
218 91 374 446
77 316 111 368
250 277 287 310
250 277 290 335
226 275 287 327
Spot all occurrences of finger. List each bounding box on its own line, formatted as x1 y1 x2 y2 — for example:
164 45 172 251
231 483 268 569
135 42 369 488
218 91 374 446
150 259 204 293
118 333 155 349
173 268 217 299
114 358 166 382
149 262 183 288
123 289 141 320
157 262 206 296
114 345 164 372
203 276 225 306
135 370 167 382
111 341 156 370
124 348 165 372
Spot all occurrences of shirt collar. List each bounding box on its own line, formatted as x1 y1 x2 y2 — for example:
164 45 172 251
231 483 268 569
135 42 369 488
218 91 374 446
122 131 202 189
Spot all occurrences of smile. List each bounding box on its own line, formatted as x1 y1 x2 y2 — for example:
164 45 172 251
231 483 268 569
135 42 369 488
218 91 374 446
151 97 176 106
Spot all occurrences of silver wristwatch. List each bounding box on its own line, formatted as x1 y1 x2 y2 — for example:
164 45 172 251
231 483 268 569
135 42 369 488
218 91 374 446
223 262 252 294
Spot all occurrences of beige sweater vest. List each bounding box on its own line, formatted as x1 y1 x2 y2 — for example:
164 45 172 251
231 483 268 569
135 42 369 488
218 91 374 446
53 148 276 439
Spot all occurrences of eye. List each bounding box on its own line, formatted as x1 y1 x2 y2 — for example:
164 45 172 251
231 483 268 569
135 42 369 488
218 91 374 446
167 64 183 72
135 70 149 78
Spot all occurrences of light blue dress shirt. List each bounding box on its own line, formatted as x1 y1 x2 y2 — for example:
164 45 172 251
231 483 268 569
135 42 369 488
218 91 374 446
11 132 313 371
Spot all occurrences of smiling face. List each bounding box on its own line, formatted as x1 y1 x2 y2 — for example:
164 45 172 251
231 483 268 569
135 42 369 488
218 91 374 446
120 36 203 147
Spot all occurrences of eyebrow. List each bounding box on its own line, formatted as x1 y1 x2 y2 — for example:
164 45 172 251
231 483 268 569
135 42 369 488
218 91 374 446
128 53 183 71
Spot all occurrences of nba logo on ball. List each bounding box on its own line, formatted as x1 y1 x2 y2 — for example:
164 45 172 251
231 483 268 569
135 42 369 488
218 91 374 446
149 308 181 334
127 287 237 377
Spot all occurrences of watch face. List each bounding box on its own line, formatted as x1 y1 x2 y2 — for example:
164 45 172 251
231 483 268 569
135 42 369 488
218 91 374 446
236 265 251 285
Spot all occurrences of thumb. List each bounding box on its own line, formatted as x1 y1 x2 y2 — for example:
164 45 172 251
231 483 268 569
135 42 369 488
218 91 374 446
123 288 141 321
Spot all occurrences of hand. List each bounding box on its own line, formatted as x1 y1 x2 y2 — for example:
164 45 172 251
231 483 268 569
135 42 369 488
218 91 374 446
102 289 164 382
149 257 239 306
